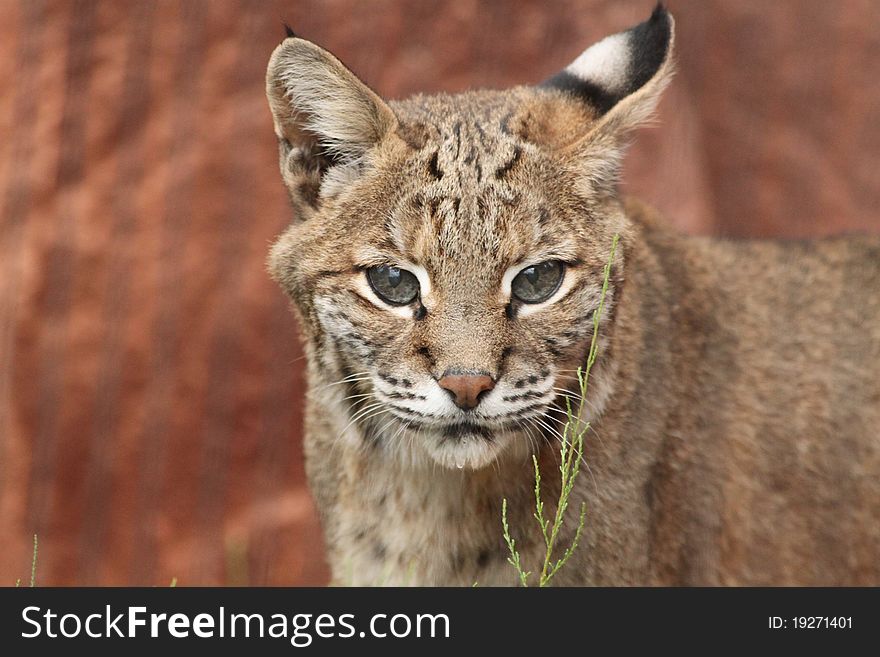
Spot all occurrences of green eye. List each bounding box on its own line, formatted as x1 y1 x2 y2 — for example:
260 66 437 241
511 260 564 304
367 265 420 306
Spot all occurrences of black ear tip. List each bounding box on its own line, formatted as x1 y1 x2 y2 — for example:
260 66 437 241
283 22 297 39
651 3 671 23
539 2 672 116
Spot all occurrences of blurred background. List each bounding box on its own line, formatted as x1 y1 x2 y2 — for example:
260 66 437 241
1 0 879 585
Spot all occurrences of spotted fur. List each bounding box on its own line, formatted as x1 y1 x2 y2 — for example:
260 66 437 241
266 7 880 585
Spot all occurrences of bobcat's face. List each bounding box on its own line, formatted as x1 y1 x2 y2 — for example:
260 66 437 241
267 9 672 469
277 93 622 468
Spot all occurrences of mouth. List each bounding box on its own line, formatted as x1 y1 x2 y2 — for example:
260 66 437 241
377 411 544 471
440 421 495 443
387 413 529 441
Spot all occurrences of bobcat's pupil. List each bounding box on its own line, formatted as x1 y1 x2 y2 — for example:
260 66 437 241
511 260 564 304
367 265 420 305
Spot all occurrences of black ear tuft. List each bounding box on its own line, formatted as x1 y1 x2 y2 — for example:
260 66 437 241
283 23 297 39
541 5 672 116
626 5 672 95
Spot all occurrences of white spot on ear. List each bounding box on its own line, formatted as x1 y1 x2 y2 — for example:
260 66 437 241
565 31 631 95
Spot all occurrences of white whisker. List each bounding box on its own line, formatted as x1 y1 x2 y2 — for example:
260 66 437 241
336 401 387 440
314 370 374 393
542 404 608 453
527 416 599 498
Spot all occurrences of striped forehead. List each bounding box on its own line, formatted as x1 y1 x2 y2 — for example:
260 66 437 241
391 117 529 256
403 176 526 270
432 118 523 183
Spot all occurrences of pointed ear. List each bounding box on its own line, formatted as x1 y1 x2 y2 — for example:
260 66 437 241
266 35 398 215
541 5 674 137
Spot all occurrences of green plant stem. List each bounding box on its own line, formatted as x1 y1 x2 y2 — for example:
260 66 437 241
30 534 38 588
503 234 619 587
502 498 531 586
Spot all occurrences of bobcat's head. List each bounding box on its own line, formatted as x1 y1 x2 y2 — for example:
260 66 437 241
267 7 674 469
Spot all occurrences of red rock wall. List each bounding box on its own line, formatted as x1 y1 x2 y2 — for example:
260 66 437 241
1 0 878 585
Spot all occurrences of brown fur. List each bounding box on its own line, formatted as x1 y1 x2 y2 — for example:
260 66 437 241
265 8 880 585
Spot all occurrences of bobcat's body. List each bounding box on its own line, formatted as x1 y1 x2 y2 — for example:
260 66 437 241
266 9 880 585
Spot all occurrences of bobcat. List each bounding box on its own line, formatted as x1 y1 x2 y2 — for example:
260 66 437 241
265 6 880 585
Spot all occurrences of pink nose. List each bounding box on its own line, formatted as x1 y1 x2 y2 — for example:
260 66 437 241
437 372 495 410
